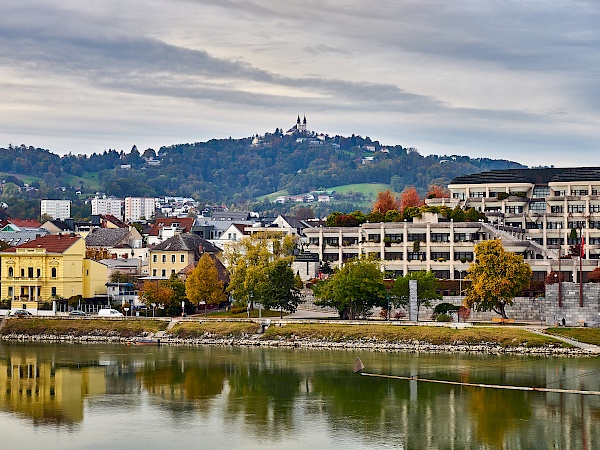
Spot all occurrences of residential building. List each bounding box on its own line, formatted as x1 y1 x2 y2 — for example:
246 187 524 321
147 218 195 246
0 233 108 312
124 197 155 221
148 233 218 278
91 196 123 220
40 200 71 220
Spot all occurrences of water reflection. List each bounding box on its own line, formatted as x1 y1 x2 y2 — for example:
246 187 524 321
0 343 599 449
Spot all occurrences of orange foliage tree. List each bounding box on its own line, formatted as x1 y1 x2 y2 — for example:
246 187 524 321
427 184 450 199
399 187 422 212
372 190 399 213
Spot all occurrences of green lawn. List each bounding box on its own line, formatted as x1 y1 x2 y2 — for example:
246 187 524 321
546 328 600 346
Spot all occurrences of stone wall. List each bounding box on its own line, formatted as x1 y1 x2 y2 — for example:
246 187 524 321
544 283 600 327
419 296 543 322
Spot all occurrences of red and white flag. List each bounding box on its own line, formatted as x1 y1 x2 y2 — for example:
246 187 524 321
581 234 585 258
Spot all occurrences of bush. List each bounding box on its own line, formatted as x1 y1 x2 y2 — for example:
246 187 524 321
433 302 459 315
229 305 247 315
436 313 453 322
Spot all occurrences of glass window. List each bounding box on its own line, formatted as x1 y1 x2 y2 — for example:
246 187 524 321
161 269 166 277
181 254 185 262
171 255 176 263
528 201 546 212
153 255 157 263
532 186 550 198
51 268 57 278
162 255 166 263
8 267 13 277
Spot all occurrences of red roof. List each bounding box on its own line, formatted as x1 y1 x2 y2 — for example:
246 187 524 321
149 218 195 236
3 233 82 254
9 218 42 228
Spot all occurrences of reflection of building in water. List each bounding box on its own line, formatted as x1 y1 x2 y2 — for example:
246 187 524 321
0 356 106 424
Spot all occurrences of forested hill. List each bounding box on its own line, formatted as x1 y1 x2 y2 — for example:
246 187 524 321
0 132 524 204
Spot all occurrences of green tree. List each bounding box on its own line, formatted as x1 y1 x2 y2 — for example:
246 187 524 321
186 253 226 314
312 257 386 319
464 240 532 318
390 271 441 318
225 232 296 306
257 259 304 318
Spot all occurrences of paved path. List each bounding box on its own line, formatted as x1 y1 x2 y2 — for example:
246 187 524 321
526 328 600 353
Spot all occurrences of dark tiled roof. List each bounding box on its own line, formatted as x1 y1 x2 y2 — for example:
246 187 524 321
85 228 130 247
210 211 251 221
152 233 217 255
450 167 600 185
2 233 81 253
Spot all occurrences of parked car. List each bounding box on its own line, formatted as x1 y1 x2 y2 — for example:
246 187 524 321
69 310 89 316
12 309 33 317
97 308 124 317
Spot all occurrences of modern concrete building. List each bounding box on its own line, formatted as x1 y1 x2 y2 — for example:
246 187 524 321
40 199 71 220
305 167 600 283
91 196 123 220
124 197 155 222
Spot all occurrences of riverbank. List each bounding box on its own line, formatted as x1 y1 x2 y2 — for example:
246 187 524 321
1 318 597 355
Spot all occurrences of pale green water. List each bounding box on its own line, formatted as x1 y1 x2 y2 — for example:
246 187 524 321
0 343 598 449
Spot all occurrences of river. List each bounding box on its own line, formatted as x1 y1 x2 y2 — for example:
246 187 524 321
0 342 598 449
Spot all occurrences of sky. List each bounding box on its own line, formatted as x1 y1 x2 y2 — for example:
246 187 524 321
1 1 599 167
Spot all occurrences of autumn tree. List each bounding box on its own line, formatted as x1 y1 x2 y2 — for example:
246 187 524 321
256 259 304 318
224 232 297 306
186 253 226 314
313 257 386 319
390 271 441 318
372 190 399 213
464 240 532 319
426 184 450 199
139 280 175 317
399 186 422 212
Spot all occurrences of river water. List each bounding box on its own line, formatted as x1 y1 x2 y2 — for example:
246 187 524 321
0 342 598 449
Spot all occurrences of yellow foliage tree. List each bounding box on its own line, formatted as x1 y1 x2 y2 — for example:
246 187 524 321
224 232 296 306
185 253 226 313
464 240 532 319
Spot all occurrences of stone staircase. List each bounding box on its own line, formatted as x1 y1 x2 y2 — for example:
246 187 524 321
480 222 559 260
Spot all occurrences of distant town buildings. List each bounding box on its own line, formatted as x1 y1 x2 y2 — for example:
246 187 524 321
40 199 71 220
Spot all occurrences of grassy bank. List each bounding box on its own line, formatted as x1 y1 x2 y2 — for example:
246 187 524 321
547 328 600 346
262 324 568 348
169 322 258 338
0 318 168 337
0 319 571 348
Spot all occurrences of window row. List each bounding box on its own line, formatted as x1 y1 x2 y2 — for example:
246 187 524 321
152 254 186 263
7 267 57 278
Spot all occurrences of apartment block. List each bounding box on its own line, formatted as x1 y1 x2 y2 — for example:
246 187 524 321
40 200 71 220
124 197 156 222
91 196 123 220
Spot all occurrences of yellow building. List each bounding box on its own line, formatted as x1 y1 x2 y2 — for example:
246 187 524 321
0 233 108 311
148 233 218 278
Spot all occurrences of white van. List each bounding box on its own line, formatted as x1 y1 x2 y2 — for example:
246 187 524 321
97 308 124 317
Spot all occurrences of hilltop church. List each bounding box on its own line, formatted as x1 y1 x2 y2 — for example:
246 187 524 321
286 115 308 135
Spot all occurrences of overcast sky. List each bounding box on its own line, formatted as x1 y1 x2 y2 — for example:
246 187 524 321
1 1 599 167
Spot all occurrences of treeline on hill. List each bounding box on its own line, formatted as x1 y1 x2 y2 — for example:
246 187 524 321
0 134 523 219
